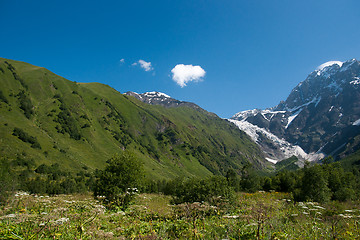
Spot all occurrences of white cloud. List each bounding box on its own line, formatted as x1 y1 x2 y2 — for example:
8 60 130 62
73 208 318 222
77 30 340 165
171 64 206 87
119 58 125 63
133 59 153 71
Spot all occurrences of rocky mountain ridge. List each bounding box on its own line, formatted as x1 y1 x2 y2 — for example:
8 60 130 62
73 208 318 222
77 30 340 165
230 59 360 163
124 91 201 110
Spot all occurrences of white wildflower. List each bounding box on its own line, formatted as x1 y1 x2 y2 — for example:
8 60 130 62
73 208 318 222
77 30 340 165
1 214 17 219
14 191 29 197
223 215 239 219
53 217 69 225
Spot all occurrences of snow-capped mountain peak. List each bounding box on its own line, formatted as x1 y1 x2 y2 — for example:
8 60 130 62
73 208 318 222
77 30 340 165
316 61 343 71
229 58 360 165
124 91 201 109
143 91 171 98
314 61 343 77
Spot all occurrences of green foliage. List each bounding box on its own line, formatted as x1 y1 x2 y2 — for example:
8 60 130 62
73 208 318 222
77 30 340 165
94 151 144 210
266 161 359 203
0 90 8 104
273 170 297 192
275 156 300 171
12 127 41 149
17 90 33 119
55 102 82 140
226 168 240 191
299 164 331 202
240 164 261 193
170 175 235 206
5 61 28 89
1 156 93 196
0 158 17 205
324 162 357 201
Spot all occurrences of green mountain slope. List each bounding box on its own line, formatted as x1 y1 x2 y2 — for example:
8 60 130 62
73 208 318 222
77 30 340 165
0 58 267 179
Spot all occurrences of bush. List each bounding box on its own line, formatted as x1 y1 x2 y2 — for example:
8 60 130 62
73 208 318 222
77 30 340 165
0 158 17 205
17 91 33 118
0 90 8 104
171 175 235 206
299 165 331 203
12 127 41 149
94 151 144 210
55 103 81 140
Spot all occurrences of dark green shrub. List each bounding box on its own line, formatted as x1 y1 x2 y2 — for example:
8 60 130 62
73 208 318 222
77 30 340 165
55 103 81 140
300 165 331 202
12 127 41 149
93 151 144 210
0 158 18 205
240 171 261 193
171 175 235 206
17 91 33 118
0 90 8 104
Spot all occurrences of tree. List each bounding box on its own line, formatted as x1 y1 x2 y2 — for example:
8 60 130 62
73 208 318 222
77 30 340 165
240 164 261 193
274 170 296 192
94 151 144 210
0 158 17 205
172 176 235 206
226 168 240 191
300 164 331 202
324 162 356 201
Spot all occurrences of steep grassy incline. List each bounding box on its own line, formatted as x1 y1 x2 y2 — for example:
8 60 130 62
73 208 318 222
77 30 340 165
0 58 267 179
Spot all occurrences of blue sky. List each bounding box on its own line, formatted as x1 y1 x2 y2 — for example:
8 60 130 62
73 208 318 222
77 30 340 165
1 0 360 118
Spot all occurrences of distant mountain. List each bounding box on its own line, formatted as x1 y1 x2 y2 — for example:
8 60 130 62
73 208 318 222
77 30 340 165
0 58 267 179
124 91 203 110
230 59 360 164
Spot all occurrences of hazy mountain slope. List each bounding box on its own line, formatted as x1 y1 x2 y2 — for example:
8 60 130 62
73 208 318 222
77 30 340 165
0 58 266 179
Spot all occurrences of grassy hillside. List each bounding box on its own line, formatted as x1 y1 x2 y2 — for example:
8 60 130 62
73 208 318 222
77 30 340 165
0 57 267 179
339 149 360 172
275 156 300 172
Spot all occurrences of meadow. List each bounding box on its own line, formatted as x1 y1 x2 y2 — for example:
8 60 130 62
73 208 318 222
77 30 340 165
1 191 359 239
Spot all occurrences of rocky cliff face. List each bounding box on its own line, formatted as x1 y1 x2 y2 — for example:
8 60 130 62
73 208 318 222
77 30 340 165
230 59 360 162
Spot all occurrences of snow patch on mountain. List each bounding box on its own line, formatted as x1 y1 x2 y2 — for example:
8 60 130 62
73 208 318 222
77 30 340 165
350 77 360 85
232 109 260 121
228 119 324 163
316 61 343 76
144 92 171 98
285 96 320 112
353 119 360 126
285 108 301 129
232 109 286 121
265 158 278 164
